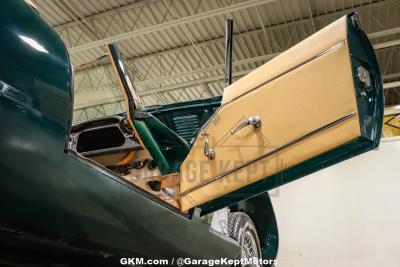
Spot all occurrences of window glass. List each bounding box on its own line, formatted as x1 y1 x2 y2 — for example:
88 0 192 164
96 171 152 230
72 56 126 123
122 55 222 108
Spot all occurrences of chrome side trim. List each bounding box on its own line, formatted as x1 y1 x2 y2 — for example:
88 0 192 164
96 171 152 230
225 41 346 104
181 111 357 196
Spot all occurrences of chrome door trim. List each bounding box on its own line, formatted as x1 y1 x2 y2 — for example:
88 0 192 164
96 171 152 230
181 111 357 196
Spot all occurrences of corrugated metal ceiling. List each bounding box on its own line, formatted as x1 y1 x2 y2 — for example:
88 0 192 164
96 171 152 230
31 0 400 122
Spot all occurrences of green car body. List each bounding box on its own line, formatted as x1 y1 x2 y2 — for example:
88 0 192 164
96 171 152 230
0 0 382 266
0 1 275 265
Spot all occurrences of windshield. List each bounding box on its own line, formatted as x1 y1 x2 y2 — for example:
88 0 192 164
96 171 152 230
121 54 222 108
72 51 222 124
72 55 126 124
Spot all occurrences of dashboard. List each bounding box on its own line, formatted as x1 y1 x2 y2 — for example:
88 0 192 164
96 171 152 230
70 116 142 166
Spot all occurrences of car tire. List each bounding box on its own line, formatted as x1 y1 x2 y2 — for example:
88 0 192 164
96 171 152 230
228 212 262 267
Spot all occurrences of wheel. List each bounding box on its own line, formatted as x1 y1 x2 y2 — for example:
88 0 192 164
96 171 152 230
228 212 262 267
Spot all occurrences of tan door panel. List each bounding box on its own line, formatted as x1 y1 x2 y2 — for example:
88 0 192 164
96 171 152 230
221 16 348 105
180 16 362 211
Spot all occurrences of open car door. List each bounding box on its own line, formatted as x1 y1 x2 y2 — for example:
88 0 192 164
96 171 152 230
180 13 384 213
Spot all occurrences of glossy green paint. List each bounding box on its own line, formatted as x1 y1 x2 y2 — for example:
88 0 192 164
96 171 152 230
199 13 384 215
347 14 384 144
0 0 239 264
133 117 189 174
0 0 72 136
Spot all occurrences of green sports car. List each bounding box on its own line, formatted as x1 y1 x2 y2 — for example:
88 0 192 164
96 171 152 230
0 0 383 266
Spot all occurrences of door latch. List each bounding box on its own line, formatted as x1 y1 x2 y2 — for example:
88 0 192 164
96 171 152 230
202 132 215 160
231 116 262 135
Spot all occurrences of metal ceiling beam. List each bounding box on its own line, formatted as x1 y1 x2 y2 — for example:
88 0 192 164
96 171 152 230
101 24 396 91
57 0 396 33
127 0 398 64
54 0 158 30
384 105 400 115
139 70 248 96
66 0 396 56
136 53 279 86
59 0 99 38
65 0 400 104
368 27 400 39
374 39 400 50
131 27 269 63
384 81 400 89
73 28 400 95
68 0 279 54
383 73 400 80
50 0 98 41
74 97 124 111
73 43 394 103
134 31 400 87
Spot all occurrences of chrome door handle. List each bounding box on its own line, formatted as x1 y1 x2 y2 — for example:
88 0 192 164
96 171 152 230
202 133 215 160
230 116 261 135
